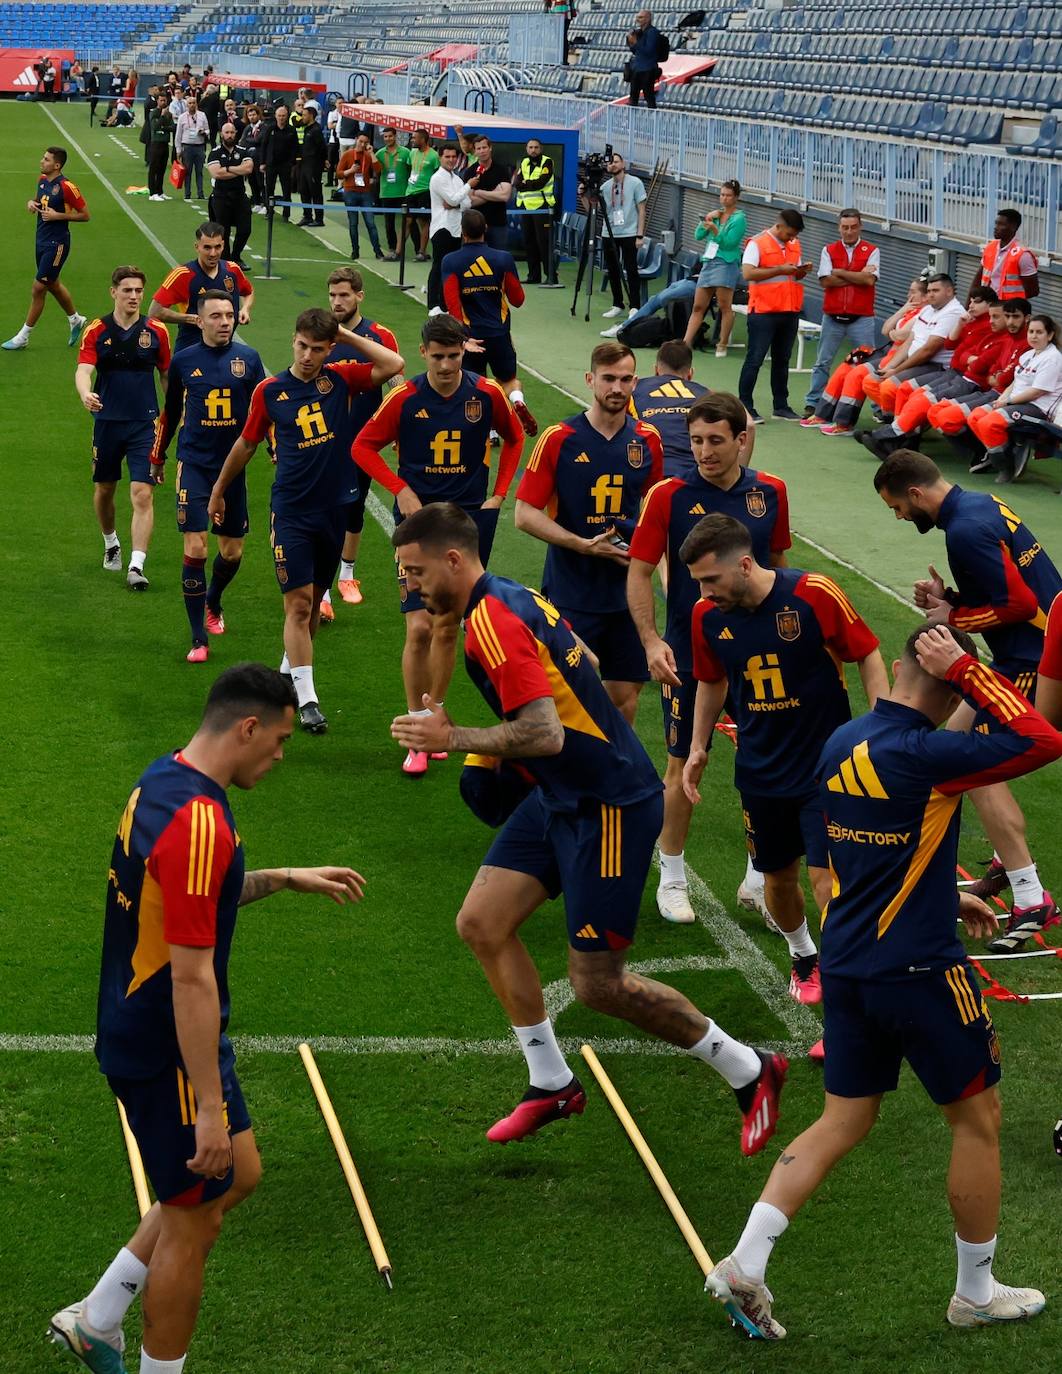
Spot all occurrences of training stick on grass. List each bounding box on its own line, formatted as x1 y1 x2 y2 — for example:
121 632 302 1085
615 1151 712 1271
115 1098 151 1219
298 1042 393 1288
580 1044 712 1277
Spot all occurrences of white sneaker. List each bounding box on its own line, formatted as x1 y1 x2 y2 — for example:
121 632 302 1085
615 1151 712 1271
602 305 624 319
656 882 695 924
2 333 28 350
599 323 622 338
715 345 727 358
48 1302 127 1371
947 1281 1046 1328
705 1255 786 1340
737 879 780 934
149 193 165 201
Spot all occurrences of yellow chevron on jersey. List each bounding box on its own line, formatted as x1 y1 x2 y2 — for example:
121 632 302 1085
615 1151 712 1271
463 256 494 278
825 739 888 799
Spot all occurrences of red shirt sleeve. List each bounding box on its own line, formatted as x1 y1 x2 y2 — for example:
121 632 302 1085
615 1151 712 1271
241 378 274 446
152 320 172 372
503 270 525 308
229 261 253 297
761 472 792 553
638 422 665 487
374 324 399 353
483 378 524 497
153 265 193 309
1039 593 1062 679
77 318 105 366
796 573 880 661
443 271 463 321
350 381 410 495
516 425 566 508
147 796 236 947
628 478 678 565
691 600 726 683
326 358 376 395
61 177 87 212
466 594 554 713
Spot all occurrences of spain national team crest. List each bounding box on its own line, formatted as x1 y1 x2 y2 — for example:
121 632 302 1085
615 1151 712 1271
745 489 767 518
627 441 644 469
316 375 333 394
224 275 235 293
276 565 288 585
137 329 153 350
465 397 483 424
776 608 801 641
230 356 246 378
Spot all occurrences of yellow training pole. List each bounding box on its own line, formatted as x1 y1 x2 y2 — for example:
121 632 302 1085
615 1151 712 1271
115 1098 151 1219
581 1045 713 1277
298 1042 393 1288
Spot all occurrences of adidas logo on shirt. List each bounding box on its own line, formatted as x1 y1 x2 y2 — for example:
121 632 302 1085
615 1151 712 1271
190 368 203 377
652 380 696 399
574 452 590 463
825 740 889 798
689 503 705 515
576 924 598 940
718 627 734 640
275 391 289 401
463 256 494 278
414 408 430 419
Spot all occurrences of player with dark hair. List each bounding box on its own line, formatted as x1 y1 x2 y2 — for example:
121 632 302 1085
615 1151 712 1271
209 309 404 733
149 222 254 353
152 290 266 660
627 393 786 923
3 146 89 351
515 341 663 726
442 208 537 436
874 451 1061 948
353 313 523 774
706 625 1060 1339
49 663 365 1374
680 514 887 1006
75 266 171 590
389 502 788 1155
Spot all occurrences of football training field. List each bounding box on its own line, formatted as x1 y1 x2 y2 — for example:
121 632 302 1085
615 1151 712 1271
2 99 1062 1372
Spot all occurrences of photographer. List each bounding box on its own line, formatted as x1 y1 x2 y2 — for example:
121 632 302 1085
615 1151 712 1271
589 153 646 321
626 9 665 109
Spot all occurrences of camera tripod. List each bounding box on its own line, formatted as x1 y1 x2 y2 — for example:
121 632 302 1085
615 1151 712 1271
570 191 631 323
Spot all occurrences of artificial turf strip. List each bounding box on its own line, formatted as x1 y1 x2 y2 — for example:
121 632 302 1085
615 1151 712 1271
2 101 1061 1372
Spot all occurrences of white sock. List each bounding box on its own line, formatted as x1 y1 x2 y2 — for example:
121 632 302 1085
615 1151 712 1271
687 1020 761 1089
279 652 291 674
658 849 686 887
514 1018 572 1090
130 549 147 571
743 855 764 892
84 1247 147 1332
781 918 817 959
732 1202 789 1284
321 587 332 605
509 387 524 405
340 559 355 580
103 530 120 549
68 311 82 325
290 664 317 708
410 705 433 717
140 1354 187 1374
1007 864 1045 908
14 323 32 341
955 1233 996 1305
890 419 904 435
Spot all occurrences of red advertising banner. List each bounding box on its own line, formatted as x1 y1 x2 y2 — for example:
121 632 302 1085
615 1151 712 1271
0 48 75 92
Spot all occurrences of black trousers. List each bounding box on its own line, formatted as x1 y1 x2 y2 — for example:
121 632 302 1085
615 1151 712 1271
629 70 658 108
266 162 295 218
738 311 801 412
147 142 169 196
298 162 325 224
215 194 252 262
429 228 461 310
603 234 640 309
521 211 551 283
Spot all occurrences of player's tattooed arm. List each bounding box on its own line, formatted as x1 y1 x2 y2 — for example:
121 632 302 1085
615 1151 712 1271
449 698 565 758
240 869 288 905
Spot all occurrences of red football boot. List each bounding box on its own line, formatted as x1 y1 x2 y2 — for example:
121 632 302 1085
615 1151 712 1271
486 1077 586 1143
738 1051 788 1157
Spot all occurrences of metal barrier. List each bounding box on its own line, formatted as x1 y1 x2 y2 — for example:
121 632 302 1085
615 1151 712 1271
494 91 1062 254
508 14 565 67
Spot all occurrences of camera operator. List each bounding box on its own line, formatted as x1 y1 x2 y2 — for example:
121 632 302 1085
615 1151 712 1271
588 153 646 321
626 9 664 109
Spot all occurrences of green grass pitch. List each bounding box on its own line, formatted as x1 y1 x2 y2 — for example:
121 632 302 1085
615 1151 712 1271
2 99 1062 1373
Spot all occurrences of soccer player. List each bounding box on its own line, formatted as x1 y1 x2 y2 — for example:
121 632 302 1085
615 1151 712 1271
152 290 266 662
149 222 254 354
680 514 887 1003
390 502 788 1155
705 626 1060 1339
627 393 787 924
3 146 89 351
515 341 663 725
442 208 538 436
49 664 365 1374
353 313 523 775
75 266 171 590
209 309 403 734
322 266 401 609
874 451 1061 949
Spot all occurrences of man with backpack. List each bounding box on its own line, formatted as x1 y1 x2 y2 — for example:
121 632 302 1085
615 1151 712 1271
626 10 669 109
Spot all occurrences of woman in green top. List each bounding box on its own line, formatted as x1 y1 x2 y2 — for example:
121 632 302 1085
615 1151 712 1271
682 179 747 357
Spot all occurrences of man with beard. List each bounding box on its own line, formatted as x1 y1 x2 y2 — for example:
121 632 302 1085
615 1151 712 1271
207 123 254 268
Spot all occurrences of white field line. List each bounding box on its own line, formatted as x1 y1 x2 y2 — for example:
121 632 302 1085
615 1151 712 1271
107 133 140 161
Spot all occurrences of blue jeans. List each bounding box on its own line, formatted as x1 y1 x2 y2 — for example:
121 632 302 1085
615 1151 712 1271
804 314 879 409
180 143 206 198
739 311 801 412
342 191 381 257
623 277 696 329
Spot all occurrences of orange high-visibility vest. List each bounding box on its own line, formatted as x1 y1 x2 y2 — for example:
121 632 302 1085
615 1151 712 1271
980 239 1030 300
747 231 803 314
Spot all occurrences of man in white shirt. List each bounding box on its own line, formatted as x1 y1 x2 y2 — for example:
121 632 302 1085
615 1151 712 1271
874 272 965 389
803 209 881 414
427 143 472 314
175 95 210 200
595 153 647 320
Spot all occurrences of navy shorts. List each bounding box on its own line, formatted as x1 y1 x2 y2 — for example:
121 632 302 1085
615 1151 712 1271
821 965 1002 1106
742 789 828 873
484 788 664 952
36 237 69 282
108 1059 252 1206
554 604 649 684
345 465 371 535
270 506 346 592
462 332 518 385
397 504 499 614
178 461 248 537
661 673 696 758
92 419 155 485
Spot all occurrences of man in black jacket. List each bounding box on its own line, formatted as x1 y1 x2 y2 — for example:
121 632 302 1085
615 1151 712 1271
146 91 176 200
262 103 298 221
296 101 326 228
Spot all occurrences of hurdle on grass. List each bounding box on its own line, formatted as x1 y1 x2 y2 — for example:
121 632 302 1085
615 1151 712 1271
115 1098 151 1219
298 1041 393 1288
